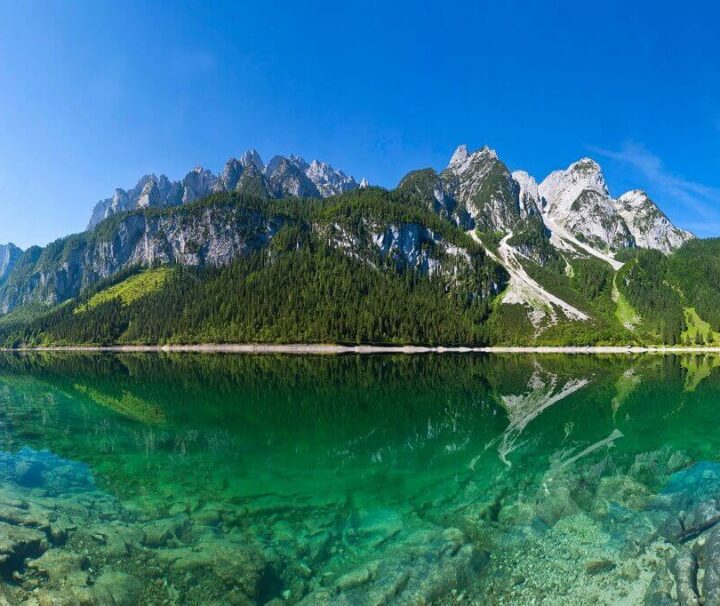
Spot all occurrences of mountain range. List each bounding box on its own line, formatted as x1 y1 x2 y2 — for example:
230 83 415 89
87 151 363 230
0 145 715 347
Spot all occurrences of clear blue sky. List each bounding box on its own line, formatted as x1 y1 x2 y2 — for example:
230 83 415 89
1 0 719 248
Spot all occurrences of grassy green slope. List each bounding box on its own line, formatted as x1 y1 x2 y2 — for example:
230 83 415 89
75 267 173 314
667 238 720 331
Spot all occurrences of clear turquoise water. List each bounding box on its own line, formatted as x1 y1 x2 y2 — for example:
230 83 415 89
0 353 718 604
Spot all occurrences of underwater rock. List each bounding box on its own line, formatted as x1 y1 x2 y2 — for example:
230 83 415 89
668 549 700 606
298 527 484 605
667 452 693 474
535 484 580 526
619 510 673 557
84 521 143 556
644 566 678 606
0 521 48 576
585 559 616 575
156 545 211 571
13 460 44 488
619 561 641 581
680 501 720 542
646 522 720 604
158 539 269 601
335 561 378 591
94 570 143 606
630 451 670 487
141 514 189 547
193 505 223 527
26 548 89 585
350 508 404 549
208 544 269 597
54 569 143 606
703 524 720 603
497 500 536 527
593 475 652 515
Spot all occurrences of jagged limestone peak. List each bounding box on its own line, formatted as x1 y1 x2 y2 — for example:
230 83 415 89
616 189 693 253
239 149 264 172
447 144 499 175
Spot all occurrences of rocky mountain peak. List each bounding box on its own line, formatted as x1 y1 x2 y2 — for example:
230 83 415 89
439 145 535 232
539 158 609 215
570 157 602 174
538 158 631 250
86 149 360 229
182 167 217 204
448 145 470 170
0 243 22 284
512 171 541 214
240 149 264 172
217 158 244 191
289 155 311 171
616 189 693 253
304 159 357 197
532 159 693 253
447 144 499 175
617 189 649 207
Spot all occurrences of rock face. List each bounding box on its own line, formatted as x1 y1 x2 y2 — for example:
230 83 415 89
0 203 500 314
442 145 541 232
398 147 691 256
2 207 283 311
617 190 693 254
538 158 636 250
87 150 360 229
512 170 541 218
0 244 21 284
396 146 540 233
537 158 692 253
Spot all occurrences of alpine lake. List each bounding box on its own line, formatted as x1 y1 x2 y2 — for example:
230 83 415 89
0 352 719 605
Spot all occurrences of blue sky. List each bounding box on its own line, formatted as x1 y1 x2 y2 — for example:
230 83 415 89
1 0 719 248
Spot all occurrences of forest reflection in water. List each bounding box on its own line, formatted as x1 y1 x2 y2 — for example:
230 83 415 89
0 351 718 604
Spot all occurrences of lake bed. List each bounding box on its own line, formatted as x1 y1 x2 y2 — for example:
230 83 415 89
0 352 716 604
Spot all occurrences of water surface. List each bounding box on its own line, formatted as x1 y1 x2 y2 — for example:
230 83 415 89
0 352 717 604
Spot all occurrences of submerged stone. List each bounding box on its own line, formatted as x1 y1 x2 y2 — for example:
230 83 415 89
585 559 616 575
0 521 48 576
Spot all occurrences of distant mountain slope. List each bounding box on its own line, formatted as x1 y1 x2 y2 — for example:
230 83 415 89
87 150 362 229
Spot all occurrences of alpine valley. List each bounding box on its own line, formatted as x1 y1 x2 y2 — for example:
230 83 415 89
0 145 716 348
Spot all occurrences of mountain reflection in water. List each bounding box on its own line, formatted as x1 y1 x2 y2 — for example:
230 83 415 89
0 352 717 604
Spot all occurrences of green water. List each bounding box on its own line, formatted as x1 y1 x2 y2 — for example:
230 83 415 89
0 353 719 604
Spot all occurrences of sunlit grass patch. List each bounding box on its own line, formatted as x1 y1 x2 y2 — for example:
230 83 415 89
75 267 172 314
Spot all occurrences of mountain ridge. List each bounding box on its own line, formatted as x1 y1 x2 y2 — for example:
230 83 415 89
0 143 708 348
87 150 362 230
